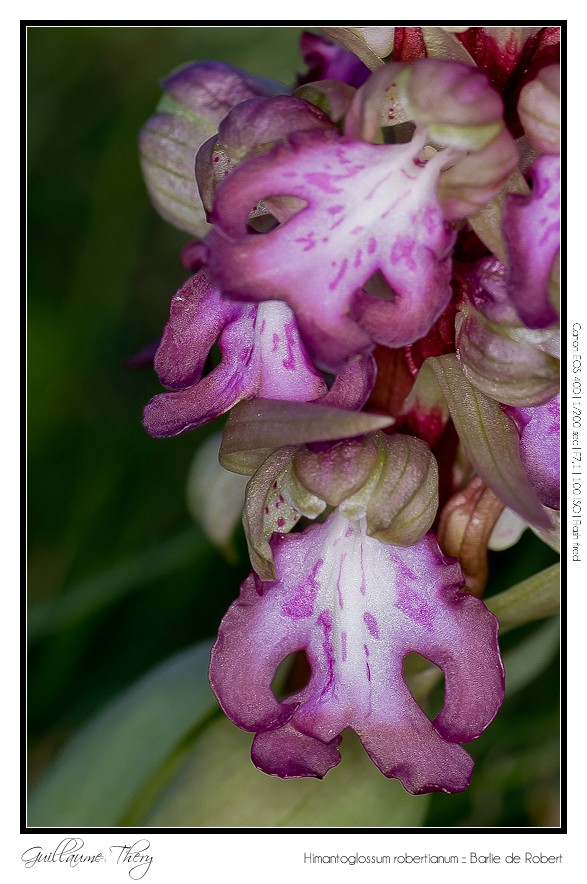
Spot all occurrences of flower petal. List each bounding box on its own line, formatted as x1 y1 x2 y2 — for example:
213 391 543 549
319 354 377 411
456 312 560 408
297 31 371 88
206 129 455 370
505 394 560 510
252 723 342 779
210 512 504 793
503 154 560 328
196 95 335 219
143 272 327 438
153 271 237 391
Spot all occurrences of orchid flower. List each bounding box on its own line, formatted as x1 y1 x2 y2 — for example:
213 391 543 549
210 511 503 792
143 270 328 438
204 57 517 370
138 25 560 796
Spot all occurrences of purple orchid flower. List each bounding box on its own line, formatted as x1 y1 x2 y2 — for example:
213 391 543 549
205 127 456 371
503 155 560 329
210 510 504 793
143 270 327 438
137 26 561 798
142 269 377 438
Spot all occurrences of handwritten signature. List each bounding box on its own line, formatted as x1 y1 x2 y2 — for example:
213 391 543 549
21 838 153 880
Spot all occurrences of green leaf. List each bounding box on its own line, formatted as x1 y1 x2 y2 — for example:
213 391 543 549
142 715 430 827
220 399 393 475
28 640 217 827
28 528 209 641
501 617 559 695
423 354 551 529
486 563 560 633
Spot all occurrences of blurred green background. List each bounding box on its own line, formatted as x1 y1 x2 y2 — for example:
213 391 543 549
27 25 560 829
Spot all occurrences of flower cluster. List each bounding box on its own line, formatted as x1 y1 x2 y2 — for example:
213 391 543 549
139 26 560 793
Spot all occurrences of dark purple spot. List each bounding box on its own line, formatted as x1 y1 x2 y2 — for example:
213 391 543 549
363 612 380 639
329 258 349 291
367 237 377 254
295 231 317 252
282 321 297 371
422 204 439 234
317 609 335 695
304 172 343 194
396 581 435 631
390 236 416 269
328 204 345 215
282 560 322 620
364 644 371 682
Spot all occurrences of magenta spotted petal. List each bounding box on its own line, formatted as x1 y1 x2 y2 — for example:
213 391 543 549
210 511 504 793
143 271 327 438
205 129 455 371
503 155 560 328
506 393 560 510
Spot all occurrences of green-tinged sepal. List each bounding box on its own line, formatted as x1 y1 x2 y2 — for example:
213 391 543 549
320 27 395 70
219 399 393 475
242 447 303 580
139 62 279 235
417 355 552 529
361 435 439 545
293 432 439 544
292 434 382 508
456 309 560 406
